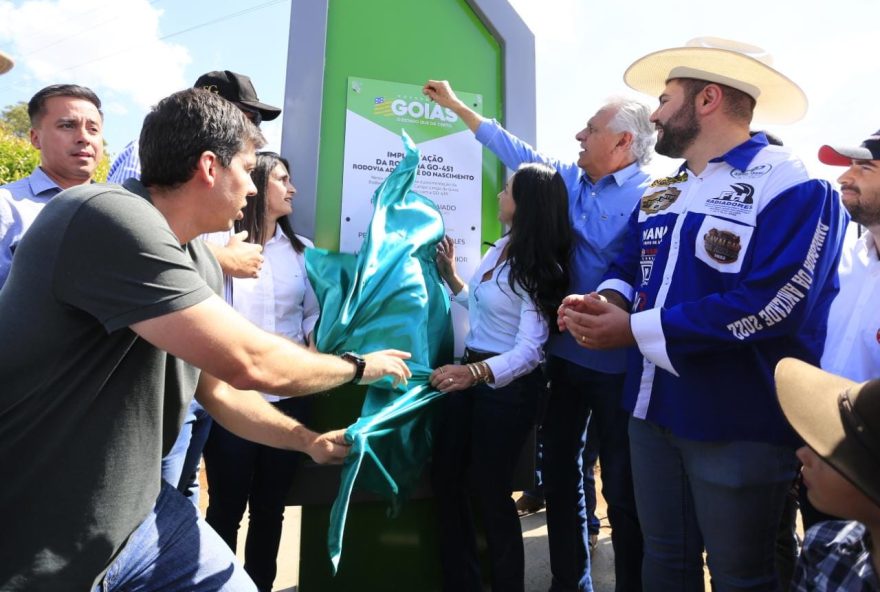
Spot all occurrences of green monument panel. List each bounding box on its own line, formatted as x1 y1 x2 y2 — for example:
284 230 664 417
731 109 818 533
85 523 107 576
281 0 535 589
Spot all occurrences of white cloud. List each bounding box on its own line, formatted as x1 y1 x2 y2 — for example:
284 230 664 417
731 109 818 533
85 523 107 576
0 0 190 108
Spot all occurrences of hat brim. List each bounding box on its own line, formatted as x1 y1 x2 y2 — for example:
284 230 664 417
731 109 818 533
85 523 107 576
818 144 872 166
239 99 281 122
775 358 880 506
624 47 808 125
0 50 14 75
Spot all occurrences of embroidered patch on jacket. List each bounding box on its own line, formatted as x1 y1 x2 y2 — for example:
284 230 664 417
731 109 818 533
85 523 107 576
640 187 681 214
649 171 688 187
703 228 742 263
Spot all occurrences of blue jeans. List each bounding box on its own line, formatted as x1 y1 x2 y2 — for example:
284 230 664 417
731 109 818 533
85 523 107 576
543 357 642 592
431 368 543 592
629 417 798 592
203 396 310 592
525 419 601 536
161 399 213 505
94 481 256 592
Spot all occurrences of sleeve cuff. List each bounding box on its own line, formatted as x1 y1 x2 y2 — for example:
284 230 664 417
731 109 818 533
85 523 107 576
596 279 635 304
630 308 679 377
484 357 511 389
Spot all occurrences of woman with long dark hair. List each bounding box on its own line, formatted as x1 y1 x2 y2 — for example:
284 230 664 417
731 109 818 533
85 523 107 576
202 151 318 592
429 162 572 591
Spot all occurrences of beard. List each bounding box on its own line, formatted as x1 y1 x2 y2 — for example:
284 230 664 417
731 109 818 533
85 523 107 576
655 101 701 158
842 185 880 227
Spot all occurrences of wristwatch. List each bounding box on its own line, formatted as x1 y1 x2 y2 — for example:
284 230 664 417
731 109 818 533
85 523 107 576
340 352 366 384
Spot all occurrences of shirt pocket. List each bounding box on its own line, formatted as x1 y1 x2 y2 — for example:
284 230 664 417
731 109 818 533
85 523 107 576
694 215 754 274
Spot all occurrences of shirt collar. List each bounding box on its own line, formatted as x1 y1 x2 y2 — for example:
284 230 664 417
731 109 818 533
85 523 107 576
581 160 644 188
860 231 880 261
267 224 288 245
708 132 769 172
28 167 63 196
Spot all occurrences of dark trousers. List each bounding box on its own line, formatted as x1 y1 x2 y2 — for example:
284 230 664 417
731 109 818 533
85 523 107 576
543 356 643 592
202 397 310 592
431 369 543 592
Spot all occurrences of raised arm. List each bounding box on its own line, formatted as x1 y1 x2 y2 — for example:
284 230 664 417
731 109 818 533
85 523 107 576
423 80 485 133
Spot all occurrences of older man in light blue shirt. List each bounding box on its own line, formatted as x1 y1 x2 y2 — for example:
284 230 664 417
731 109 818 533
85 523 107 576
0 84 103 289
424 79 654 592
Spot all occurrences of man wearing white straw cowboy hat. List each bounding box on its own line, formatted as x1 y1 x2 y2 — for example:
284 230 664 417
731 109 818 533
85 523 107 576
558 37 848 589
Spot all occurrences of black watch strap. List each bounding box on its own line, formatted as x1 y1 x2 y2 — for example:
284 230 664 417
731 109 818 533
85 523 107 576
340 352 366 384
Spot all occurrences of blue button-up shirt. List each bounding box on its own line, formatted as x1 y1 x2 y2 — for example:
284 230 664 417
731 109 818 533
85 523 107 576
475 119 650 373
0 167 63 288
107 140 141 184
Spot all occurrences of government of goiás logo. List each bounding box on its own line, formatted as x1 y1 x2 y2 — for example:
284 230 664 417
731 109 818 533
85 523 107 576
640 187 681 214
703 228 742 264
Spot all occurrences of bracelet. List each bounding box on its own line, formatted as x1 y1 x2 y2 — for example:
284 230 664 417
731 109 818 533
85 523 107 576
479 361 492 384
466 363 480 383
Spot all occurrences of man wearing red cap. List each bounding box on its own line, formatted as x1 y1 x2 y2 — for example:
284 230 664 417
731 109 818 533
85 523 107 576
817 131 880 384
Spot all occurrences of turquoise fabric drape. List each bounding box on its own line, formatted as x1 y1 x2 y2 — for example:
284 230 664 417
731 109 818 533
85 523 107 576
304 132 453 571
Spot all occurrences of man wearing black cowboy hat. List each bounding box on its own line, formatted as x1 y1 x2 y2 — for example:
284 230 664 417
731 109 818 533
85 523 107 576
776 358 880 590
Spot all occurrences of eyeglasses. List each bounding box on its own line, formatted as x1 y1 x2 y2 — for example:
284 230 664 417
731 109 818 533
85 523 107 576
237 104 262 127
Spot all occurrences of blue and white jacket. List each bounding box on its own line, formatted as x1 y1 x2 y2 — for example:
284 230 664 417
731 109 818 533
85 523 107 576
597 134 847 444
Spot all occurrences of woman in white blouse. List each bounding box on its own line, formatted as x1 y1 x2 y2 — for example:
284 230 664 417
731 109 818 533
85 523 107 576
429 163 572 592
202 152 318 592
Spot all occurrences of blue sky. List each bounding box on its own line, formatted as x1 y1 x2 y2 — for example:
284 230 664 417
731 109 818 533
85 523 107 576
0 0 876 185
0 0 292 153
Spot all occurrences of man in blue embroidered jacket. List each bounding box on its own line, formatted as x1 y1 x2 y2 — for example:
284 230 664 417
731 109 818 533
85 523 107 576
559 38 847 590
424 80 654 591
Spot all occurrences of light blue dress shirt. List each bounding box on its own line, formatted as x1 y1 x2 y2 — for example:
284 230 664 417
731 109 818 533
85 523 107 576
0 167 63 288
475 119 650 373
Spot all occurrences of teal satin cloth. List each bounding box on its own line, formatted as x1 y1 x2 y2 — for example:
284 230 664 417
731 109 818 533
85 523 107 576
304 132 453 571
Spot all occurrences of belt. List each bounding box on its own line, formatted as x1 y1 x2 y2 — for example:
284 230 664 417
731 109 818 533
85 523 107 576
462 348 499 364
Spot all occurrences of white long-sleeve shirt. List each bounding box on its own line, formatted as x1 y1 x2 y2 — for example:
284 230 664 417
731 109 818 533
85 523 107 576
232 227 320 402
821 229 880 382
453 235 548 388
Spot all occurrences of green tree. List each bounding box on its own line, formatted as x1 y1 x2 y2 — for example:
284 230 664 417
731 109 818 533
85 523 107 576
1 102 30 138
0 123 40 185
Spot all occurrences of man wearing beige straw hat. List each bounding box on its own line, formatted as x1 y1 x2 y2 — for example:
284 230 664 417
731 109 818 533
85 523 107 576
558 37 848 589
0 50 13 75
775 358 880 589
